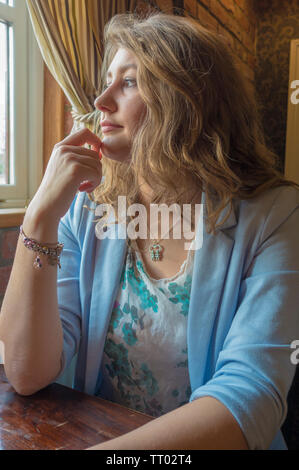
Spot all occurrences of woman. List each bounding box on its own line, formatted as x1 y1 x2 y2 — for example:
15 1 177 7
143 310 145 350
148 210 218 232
0 11 299 450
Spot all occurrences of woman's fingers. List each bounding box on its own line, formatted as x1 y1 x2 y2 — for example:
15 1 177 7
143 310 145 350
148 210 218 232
57 145 102 161
58 128 102 153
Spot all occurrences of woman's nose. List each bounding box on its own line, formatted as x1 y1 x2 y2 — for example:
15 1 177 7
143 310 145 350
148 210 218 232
94 96 107 112
94 91 116 113
95 100 109 113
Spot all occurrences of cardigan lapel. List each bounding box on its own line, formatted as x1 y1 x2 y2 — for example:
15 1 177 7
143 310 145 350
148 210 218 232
85 222 128 395
187 192 238 391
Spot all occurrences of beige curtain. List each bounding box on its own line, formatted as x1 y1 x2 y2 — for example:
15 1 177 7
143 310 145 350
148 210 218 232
26 0 141 135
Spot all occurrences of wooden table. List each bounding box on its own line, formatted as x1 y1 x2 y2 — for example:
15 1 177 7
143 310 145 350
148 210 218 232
0 364 153 450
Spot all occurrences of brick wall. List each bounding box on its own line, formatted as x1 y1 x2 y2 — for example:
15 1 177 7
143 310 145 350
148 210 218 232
184 0 256 85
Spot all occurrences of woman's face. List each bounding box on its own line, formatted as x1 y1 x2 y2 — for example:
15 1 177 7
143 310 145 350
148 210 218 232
95 48 146 162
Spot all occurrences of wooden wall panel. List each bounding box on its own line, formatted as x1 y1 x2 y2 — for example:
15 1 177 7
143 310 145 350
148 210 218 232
43 66 65 172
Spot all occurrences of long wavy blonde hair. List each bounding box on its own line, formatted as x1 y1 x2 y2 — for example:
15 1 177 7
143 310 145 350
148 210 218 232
86 10 299 236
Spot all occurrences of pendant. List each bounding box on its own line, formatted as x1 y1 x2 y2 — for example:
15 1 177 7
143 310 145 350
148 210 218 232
33 256 42 269
149 243 163 261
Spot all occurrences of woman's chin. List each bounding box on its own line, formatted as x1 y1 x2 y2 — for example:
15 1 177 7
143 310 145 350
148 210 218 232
101 144 131 163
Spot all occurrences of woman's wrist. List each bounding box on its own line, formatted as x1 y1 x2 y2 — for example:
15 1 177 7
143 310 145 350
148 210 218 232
22 204 60 245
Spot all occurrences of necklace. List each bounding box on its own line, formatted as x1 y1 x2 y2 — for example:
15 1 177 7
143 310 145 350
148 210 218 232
132 214 182 262
130 190 201 262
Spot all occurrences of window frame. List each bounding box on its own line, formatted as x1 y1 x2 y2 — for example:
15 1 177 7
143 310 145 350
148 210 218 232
285 39 299 185
0 0 44 209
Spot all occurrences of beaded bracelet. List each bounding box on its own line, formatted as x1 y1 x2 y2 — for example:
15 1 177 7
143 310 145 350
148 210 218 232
19 225 64 269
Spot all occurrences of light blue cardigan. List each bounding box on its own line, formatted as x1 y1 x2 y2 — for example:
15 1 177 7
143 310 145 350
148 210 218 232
55 185 299 450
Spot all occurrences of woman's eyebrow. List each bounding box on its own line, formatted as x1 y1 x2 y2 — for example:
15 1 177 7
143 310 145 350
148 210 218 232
107 64 137 77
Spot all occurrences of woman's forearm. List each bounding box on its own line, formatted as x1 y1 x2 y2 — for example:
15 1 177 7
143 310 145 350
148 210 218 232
87 396 249 450
0 207 63 396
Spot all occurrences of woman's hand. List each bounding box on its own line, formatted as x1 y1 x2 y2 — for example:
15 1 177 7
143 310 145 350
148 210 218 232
26 128 103 223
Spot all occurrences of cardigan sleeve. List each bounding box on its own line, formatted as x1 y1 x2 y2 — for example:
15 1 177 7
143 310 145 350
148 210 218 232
190 189 299 449
55 192 83 378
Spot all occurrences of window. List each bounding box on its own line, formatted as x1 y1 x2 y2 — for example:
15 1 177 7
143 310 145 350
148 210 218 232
0 0 44 209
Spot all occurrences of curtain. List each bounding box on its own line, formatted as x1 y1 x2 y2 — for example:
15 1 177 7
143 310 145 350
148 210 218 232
26 0 141 135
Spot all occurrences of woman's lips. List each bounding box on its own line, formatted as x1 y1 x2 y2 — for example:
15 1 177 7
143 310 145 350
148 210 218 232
101 125 123 133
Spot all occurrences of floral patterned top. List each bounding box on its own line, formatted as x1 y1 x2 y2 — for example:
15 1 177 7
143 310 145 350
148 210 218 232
97 239 195 418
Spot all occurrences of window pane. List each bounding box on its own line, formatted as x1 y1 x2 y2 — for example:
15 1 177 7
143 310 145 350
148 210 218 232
0 1 14 7
0 20 11 185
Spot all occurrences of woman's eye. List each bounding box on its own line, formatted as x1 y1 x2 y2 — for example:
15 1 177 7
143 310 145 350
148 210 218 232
124 78 136 87
102 78 136 91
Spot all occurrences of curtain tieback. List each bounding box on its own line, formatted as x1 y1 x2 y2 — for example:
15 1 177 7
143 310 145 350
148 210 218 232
71 109 102 134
